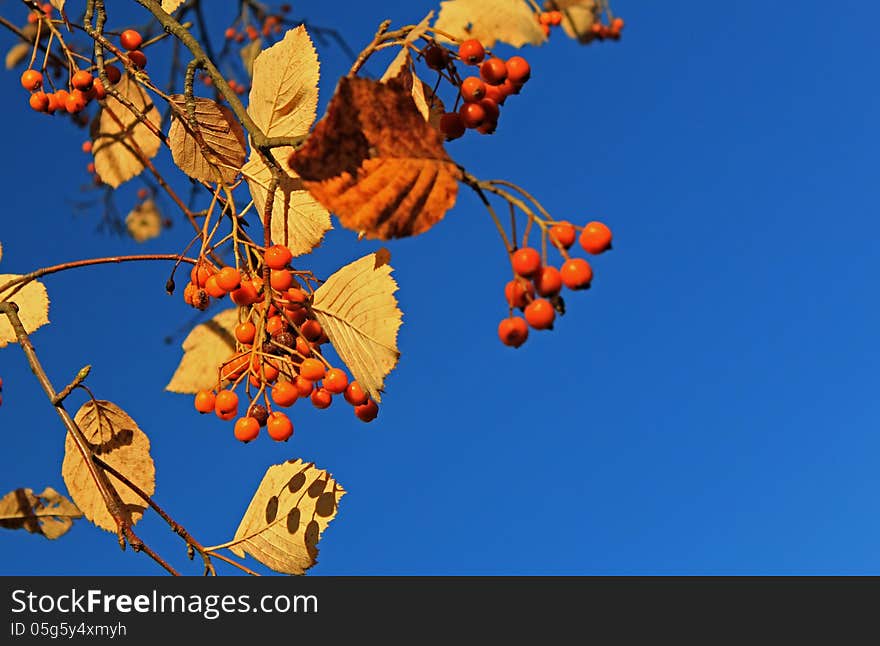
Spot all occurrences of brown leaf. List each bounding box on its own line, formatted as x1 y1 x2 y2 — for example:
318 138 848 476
311 253 401 402
0 487 82 540
433 0 546 49
161 0 184 13
168 95 247 184
0 275 50 348
384 52 445 126
91 74 162 188
242 150 331 257
166 308 238 394
217 459 345 575
247 26 319 139
62 401 155 533
554 0 601 43
288 76 461 240
126 199 162 242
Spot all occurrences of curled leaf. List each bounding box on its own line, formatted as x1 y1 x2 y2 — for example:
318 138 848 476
161 0 184 13
433 0 546 49
0 487 82 540
0 275 50 348
61 401 155 533
166 308 238 394
126 199 162 242
168 96 247 184
555 0 601 43
220 459 345 575
311 253 401 402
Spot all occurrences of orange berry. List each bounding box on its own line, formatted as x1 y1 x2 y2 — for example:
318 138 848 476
20 69 43 91
204 274 226 298
183 283 196 305
423 44 449 70
511 247 542 278
458 39 485 65
285 287 308 305
266 315 285 336
217 409 237 421
484 83 506 106
505 56 530 84
505 278 534 309
311 387 332 409
92 78 106 100
224 27 236 39
120 29 143 51
266 411 294 441
540 23 551 37
214 390 239 415
53 90 70 109
299 319 322 342
354 399 379 422
234 416 260 442
539 12 553 25
216 267 241 291
323 368 349 394
65 89 88 114
194 390 216 414
579 221 613 254
235 321 256 344
105 65 122 84
235 33 245 43
524 298 555 329
480 57 507 85
344 381 369 406
534 266 563 297
246 25 259 41
128 50 147 70
137 187 148 199
611 17 625 32
230 281 260 306
71 70 93 91
82 141 93 154
295 336 312 357
459 101 487 129
286 306 309 326
439 112 466 141
293 375 314 397
497 316 529 347
560 258 593 290
299 358 326 382
221 353 250 381
190 263 215 288
270 269 293 291
549 11 563 26
265 244 292 270
29 91 49 112
251 360 279 385
550 221 577 249
86 162 96 174
460 76 486 102
271 381 299 407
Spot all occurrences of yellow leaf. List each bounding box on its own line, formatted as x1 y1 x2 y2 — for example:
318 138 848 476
0 275 50 348
247 26 319 139
242 150 331 257
166 308 238 394
0 487 82 540
240 38 262 79
5 43 29 70
433 0 546 49
49 0 65 12
380 12 434 83
219 459 345 575
311 253 401 402
555 0 601 43
62 401 155 533
161 0 184 13
168 95 247 184
126 199 163 242
288 76 460 240
91 74 162 188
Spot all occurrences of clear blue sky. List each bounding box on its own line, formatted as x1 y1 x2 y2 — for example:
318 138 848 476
1 0 879 575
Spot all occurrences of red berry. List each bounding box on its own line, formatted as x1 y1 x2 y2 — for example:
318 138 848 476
204 274 226 298
105 65 122 84
484 83 506 106
579 221 613 254
511 247 542 278
265 244 292 270
128 50 147 70
20 69 42 91
270 269 293 291
611 17 625 32
479 97 500 123
458 39 485 65
293 375 314 397
300 319 323 342
299 358 326 381
28 92 49 113
120 29 143 51
224 27 236 40
64 90 88 114
460 76 486 102
560 258 593 290
234 416 260 442
423 44 449 70
459 101 487 129
266 411 294 441
323 368 349 394
310 387 333 409
266 315 285 336
549 11 563 26
216 267 241 291
497 316 529 347
71 70 93 91
230 281 260 306
480 57 507 85
354 399 379 422
534 266 563 297
550 221 577 249
235 321 256 344
214 390 239 415
194 390 216 414
439 112 466 140
505 56 530 84
271 381 299 407
344 381 369 406
504 279 534 309
524 298 555 329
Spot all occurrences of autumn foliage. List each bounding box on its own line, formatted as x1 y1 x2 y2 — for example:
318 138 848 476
0 0 620 575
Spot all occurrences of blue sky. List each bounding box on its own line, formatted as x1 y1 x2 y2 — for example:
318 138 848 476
1 0 879 575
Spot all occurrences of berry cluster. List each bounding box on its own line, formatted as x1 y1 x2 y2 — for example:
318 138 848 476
498 221 612 348
536 10 564 36
223 3 290 42
189 244 380 443
426 38 531 141
119 29 148 70
590 17 625 41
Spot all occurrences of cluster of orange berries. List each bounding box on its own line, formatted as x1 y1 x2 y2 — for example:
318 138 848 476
223 4 290 42
498 221 613 348
426 38 531 140
118 29 149 70
188 244 380 442
26 2 53 24
590 17 625 41
535 10 564 36
80 139 102 185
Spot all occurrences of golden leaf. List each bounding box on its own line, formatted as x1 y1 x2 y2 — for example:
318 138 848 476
161 0 184 13
168 95 247 184
49 0 65 12
166 308 238 394
311 253 401 402
219 459 345 575
5 43 30 70
126 199 162 242
0 275 50 348
242 151 331 257
554 0 601 43
380 12 434 83
240 38 262 79
0 487 82 540
288 76 461 240
247 26 319 139
62 401 155 533
91 74 162 188
433 0 546 49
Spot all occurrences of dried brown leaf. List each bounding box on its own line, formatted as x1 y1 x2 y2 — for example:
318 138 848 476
380 12 433 83
62 401 155 533
434 0 546 49
168 95 247 184
384 52 445 126
222 459 345 575
0 487 82 540
288 76 460 240
242 151 331 257
126 199 162 242
5 43 30 70
91 74 162 188
0 276 49 348
311 253 401 402
247 26 319 139
161 0 184 13
554 0 601 43
166 308 238 394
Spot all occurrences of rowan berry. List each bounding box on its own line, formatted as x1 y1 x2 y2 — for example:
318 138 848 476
224 27 236 40
484 83 506 106
92 79 106 100
248 404 269 427
579 221 613 254
246 25 259 41
105 65 122 84
204 275 226 298
458 39 485 65
460 76 486 102
267 411 294 441
439 112 466 140
65 90 88 114
265 244 292 270
128 50 147 70
534 266 563 297
505 278 534 309
214 390 239 415
234 416 260 442
266 315 285 336
300 319 323 342
505 56 531 84
20 69 42 91
71 70 93 91
194 390 216 413
272 381 299 407
293 375 314 397
480 57 507 85
459 101 487 129
423 44 449 70
270 269 293 291
235 321 256 344
354 399 379 422
511 247 542 278
311 387 332 409
29 92 49 112
216 267 241 291
498 316 529 347
560 258 593 290
524 298 555 329
299 358 326 382
549 11 563 26
549 221 577 249
120 29 143 51
190 263 215 288
344 381 369 406
230 281 260 306
323 368 349 394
